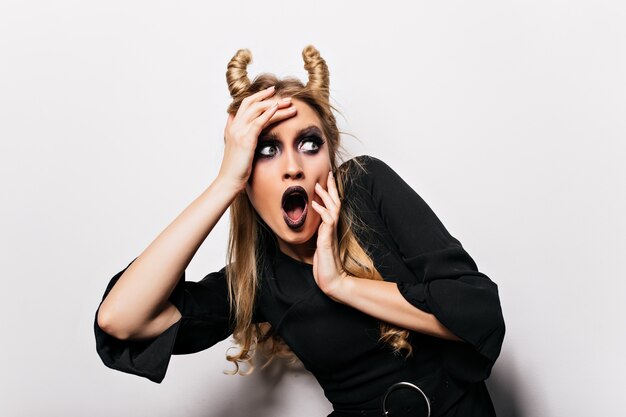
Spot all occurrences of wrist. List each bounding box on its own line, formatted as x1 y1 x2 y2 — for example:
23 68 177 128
326 272 355 304
213 175 246 197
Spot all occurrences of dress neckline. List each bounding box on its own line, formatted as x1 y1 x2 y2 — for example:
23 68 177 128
276 249 314 268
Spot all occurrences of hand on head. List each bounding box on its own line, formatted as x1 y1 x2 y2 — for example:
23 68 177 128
218 86 298 192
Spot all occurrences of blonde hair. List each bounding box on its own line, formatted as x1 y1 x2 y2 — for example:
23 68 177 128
223 45 412 375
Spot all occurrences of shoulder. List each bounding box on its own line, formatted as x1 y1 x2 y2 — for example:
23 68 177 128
198 265 228 285
338 154 388 171
337 154 399 189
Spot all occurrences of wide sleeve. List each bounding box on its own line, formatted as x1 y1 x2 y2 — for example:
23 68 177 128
346 155 506 383
93 257 234 383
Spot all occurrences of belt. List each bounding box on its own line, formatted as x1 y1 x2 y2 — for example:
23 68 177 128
382 381 431 417
329 369 466 417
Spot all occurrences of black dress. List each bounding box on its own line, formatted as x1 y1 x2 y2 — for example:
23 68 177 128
94 155 505 417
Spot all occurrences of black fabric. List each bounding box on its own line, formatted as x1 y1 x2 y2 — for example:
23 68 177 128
94 261 234 383
93 154 505 416
343 156 506 383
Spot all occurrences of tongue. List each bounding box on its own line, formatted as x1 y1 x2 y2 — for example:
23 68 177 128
286 206 304 220
284 194 306 221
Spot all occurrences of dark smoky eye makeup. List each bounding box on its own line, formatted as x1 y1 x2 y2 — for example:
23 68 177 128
298 135 325 153
255 140 279 158
255 126 326 159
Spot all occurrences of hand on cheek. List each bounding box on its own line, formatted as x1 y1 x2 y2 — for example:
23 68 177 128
310 171 349 301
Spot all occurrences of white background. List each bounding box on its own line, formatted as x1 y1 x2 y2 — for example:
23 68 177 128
1 1 624 416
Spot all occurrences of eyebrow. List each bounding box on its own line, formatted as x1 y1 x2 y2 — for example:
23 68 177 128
259 125 323 142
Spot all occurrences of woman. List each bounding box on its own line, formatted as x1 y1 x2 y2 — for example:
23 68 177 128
94 45 505 417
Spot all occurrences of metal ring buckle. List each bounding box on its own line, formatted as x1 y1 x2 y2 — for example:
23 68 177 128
382 381 431 417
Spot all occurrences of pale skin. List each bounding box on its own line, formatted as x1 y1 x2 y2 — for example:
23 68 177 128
97 85 461 343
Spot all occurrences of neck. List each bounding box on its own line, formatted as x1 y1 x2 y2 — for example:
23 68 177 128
276 233 317 265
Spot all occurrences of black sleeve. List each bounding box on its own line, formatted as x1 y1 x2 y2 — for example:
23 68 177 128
93 257 234 383
346 155 506 382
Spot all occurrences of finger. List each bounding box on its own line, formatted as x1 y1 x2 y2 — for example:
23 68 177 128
267 105 298 125
314 184 337 216
311 199 335 226
326 171 341 207
257 104 298 138
245 97 293 123
253 101 281 130
315 182 339 218
239 86 276 113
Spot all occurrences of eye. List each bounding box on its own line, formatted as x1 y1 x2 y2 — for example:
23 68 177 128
257 143 278 158
300 136 324 153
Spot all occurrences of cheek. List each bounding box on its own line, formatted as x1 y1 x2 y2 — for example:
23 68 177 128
246 165 270 201
246 176 279 221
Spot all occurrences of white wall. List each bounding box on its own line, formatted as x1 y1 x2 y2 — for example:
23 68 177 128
1 1 624 416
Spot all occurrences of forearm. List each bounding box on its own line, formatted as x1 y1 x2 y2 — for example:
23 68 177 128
331 276 463 342
98 175 239 339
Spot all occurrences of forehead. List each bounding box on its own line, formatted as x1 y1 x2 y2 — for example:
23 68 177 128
261 98 323 139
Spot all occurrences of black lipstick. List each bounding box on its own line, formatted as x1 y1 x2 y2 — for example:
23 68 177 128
281 185 308 230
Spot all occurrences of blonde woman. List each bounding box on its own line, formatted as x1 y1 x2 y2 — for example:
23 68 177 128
94 45 505 417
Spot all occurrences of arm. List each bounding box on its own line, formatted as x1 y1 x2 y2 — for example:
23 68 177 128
311 163 463 341
98 86 295 341
94 87 296 383
97 176 240 340
328 276 462 342
94 262 234 383
316 155 505 381
342 155 505 380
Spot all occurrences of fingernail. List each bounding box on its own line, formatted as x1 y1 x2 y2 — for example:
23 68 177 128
281 97 292 102
266 86 275 91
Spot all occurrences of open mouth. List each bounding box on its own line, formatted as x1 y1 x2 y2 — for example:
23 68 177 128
281 185 308 230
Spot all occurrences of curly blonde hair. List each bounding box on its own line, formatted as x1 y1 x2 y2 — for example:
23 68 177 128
223 45 413 375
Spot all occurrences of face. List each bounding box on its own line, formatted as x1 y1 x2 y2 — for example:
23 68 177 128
245 98 332 254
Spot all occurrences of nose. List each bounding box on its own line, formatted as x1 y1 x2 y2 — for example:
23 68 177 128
282 148 304 180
